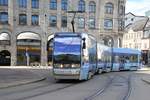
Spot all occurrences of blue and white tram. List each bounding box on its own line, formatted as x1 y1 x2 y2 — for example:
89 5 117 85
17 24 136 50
112 48 141 71
52 32 98 80
97 44 112 73
52 32 141 80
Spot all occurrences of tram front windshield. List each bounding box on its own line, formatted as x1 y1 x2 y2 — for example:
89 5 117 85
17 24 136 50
53 36 81 68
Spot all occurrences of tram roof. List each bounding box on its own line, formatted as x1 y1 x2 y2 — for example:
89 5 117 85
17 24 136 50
113 48 141 55
0 33 10 40
55 32 82 37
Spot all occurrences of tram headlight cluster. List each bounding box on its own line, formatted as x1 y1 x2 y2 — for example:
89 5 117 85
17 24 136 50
54 64 80 68
71 64 80 68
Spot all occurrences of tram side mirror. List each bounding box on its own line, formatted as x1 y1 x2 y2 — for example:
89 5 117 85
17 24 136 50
82 38 86 49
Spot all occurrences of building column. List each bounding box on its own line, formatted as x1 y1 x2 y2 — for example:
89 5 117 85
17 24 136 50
11 35 17 66
41 37 48 66
113 35 119 48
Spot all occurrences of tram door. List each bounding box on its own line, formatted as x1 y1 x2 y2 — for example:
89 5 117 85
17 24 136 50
0 50 11 66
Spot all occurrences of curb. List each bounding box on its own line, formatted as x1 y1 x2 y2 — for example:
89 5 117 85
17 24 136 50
141 78 150 85
0 66 52 69
0 77 46 89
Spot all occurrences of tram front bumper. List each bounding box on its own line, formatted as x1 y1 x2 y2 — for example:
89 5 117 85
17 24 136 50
53 68 80 80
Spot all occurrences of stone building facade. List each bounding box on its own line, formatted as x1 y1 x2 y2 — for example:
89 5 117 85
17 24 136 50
123 12 150 65
0 0 126 66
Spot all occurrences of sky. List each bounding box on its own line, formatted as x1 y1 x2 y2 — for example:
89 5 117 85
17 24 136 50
126 0 150 16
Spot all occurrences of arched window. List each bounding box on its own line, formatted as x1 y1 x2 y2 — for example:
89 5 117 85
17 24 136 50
105 2 113 14
89 1 96 13
0 12 8 24
78 0 85 12
50 0 57 10
0 33 10 45
61 0 67 11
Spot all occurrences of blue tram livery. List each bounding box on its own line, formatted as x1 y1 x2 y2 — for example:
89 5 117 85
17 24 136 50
112 48 141 71
51 32 141 80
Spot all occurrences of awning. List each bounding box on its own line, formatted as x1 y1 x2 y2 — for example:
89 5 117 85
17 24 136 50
0 33 10 41
17 32 41 40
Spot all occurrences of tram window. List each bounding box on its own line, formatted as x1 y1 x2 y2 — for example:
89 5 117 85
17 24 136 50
114 56 119 63
129 55 138 62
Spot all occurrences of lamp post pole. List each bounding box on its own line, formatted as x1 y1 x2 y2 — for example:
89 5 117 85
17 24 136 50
67 11 84 33
26 47 29 66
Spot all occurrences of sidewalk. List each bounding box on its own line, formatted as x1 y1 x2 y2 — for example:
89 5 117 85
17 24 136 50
0 68 48 89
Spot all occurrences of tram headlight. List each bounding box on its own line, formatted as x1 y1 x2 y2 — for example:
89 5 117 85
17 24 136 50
60 64 63 68
71 64 80 68
54 64 64 68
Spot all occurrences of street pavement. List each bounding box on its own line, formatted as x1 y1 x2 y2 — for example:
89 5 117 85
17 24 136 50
0 67 150 100
137 66 150 84
0 67 51 89
0 66 149 90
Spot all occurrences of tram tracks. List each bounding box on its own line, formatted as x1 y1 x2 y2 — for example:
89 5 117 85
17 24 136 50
84 73 132 100
0 79 80 100
84 75 115 100
14 83 76 100
122 75 132 100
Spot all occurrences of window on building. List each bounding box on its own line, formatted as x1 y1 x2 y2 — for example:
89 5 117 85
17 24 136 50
50 0 57 10
119 5 124 15
118 19 124 31
19 14 27 25
89 18 95 29
135 43 138 49
89 1 96 13
61 0 67 11
61 16 67 27
50 15 57 27
118 38 122 47
78 17 85 28
78 0 85 12
104 19 113 30
0 12 8 24
144 43 147 49
32 0 39 9
129 43 132 48
18 0 27 8
31 15 39 25
0 0 8 6
139 43 141 49
105 2 113 14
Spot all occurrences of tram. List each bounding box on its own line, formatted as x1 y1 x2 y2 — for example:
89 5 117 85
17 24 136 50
112 48 141 71
53 32 100 80
52 32 141 80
